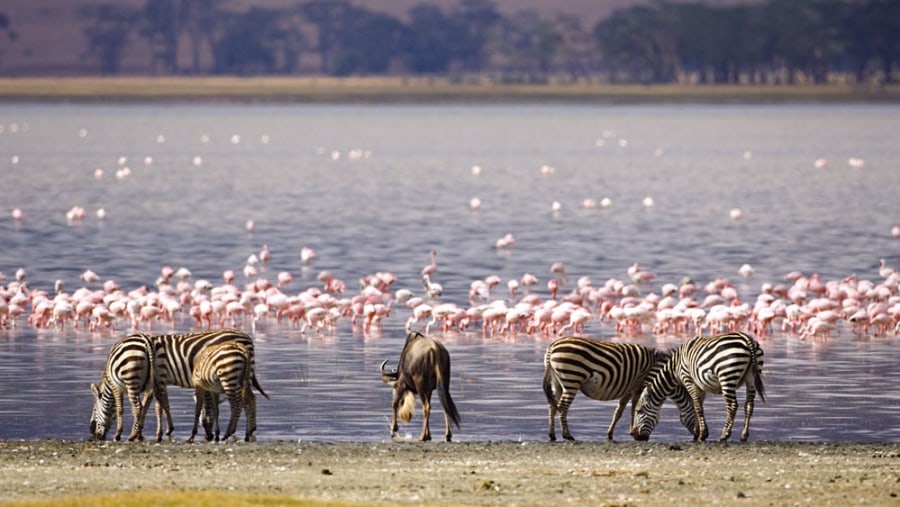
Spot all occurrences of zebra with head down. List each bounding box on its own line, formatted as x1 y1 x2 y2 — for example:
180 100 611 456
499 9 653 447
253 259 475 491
632 331 766 442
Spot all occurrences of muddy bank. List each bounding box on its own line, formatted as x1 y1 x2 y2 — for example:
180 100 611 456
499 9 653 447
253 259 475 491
0 440 897 505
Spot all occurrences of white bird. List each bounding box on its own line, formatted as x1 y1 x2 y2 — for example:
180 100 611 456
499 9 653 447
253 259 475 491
422 274 442 299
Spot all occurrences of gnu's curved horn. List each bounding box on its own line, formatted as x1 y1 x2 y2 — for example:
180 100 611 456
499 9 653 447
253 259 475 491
380 359 390 373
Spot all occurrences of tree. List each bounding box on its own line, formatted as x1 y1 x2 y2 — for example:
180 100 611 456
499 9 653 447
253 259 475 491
406 4 454 74
301 0 356 74
212 7 282 74
177 0 224 74
447 0 502 73
140 0 179 73
0 12 18 70
595 6 678 83
78 3 139 74
330 10 409 75
497 10 561 81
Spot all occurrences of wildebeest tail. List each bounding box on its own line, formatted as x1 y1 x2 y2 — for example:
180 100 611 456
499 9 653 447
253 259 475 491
397 391 416 423
435 360 461 428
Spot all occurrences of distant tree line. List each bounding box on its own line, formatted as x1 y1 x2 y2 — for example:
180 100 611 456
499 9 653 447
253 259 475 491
6 0 900 83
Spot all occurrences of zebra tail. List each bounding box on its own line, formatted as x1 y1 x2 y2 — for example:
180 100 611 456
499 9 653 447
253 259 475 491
142 335 158 402
542 366 561 407
435 361 461 428
753 365 766 403
749 337 766 404
251 372 270 400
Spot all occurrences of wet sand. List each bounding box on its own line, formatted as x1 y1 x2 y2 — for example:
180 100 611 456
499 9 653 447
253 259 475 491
0 440 897 505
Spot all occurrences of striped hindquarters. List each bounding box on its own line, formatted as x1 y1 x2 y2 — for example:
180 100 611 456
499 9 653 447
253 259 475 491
544 336 659 401
153 329 256 388
191 341 252 395
679 331 764 396
190 341 254 442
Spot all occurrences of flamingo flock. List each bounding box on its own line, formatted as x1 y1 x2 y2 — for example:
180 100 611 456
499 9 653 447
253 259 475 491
1 246 898 341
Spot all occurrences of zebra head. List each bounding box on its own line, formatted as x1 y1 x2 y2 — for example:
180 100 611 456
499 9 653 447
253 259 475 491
89 379 115 440
631 350 680 441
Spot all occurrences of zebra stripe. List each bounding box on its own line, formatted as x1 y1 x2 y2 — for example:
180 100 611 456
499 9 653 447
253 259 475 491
189 341 256 442
89 333 157 441
543 336 695 441
632 331 766 442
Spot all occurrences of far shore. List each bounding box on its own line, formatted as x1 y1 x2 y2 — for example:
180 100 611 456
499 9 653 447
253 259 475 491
0 76 898 104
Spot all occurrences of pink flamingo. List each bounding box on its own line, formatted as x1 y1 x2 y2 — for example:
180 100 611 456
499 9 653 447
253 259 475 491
550 262 568 286
421 250 437 276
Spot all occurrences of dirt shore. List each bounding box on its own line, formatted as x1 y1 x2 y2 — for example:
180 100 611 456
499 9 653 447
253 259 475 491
0 440 897 506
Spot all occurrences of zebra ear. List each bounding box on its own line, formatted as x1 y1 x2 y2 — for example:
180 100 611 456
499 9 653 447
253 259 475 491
90 383 99 399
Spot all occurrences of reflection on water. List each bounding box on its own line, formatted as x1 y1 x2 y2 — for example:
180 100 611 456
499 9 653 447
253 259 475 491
0 103 898 442
1 326 898 443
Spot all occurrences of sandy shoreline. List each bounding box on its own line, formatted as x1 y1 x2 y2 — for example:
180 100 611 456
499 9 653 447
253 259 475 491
0 440 897 505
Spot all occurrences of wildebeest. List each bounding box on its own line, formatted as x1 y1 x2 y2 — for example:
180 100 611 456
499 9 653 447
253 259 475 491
380 331 461 441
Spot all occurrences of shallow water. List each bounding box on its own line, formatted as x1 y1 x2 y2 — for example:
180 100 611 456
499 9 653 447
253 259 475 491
0 103 898 442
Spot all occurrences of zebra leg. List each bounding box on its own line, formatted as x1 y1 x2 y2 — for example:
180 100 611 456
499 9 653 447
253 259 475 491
719 387 739 441
741 384 756 441
682 379 708 441
188 388 204 443
157 382 174 441
558 392 577 441
126 390 145 442
607 396 631 441
202 392 218 441
244 385 257 442
223 391 243 441
547 403 558 441
111 387 125 441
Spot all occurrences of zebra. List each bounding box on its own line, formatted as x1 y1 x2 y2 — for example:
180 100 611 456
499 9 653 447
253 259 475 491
150 329 269 440
631 331 766 442
543 336 696 441
189 341 257 442
89 333 158 441
90 329 268 441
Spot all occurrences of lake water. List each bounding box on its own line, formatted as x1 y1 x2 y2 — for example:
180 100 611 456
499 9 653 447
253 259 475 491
0 102 898 443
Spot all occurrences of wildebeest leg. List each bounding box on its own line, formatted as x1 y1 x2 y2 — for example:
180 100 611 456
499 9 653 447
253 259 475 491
419 392 431 441
389 389 402 437
443 408 453 442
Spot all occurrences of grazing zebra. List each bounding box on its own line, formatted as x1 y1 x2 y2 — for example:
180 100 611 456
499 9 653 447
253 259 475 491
150 329 269 440
632 331 766 442
542 336 696 441
89 333 158 441
90 329 268 442
189 341 257 442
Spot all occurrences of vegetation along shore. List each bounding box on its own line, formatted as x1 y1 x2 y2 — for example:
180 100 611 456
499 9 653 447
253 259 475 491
1 77 899 104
